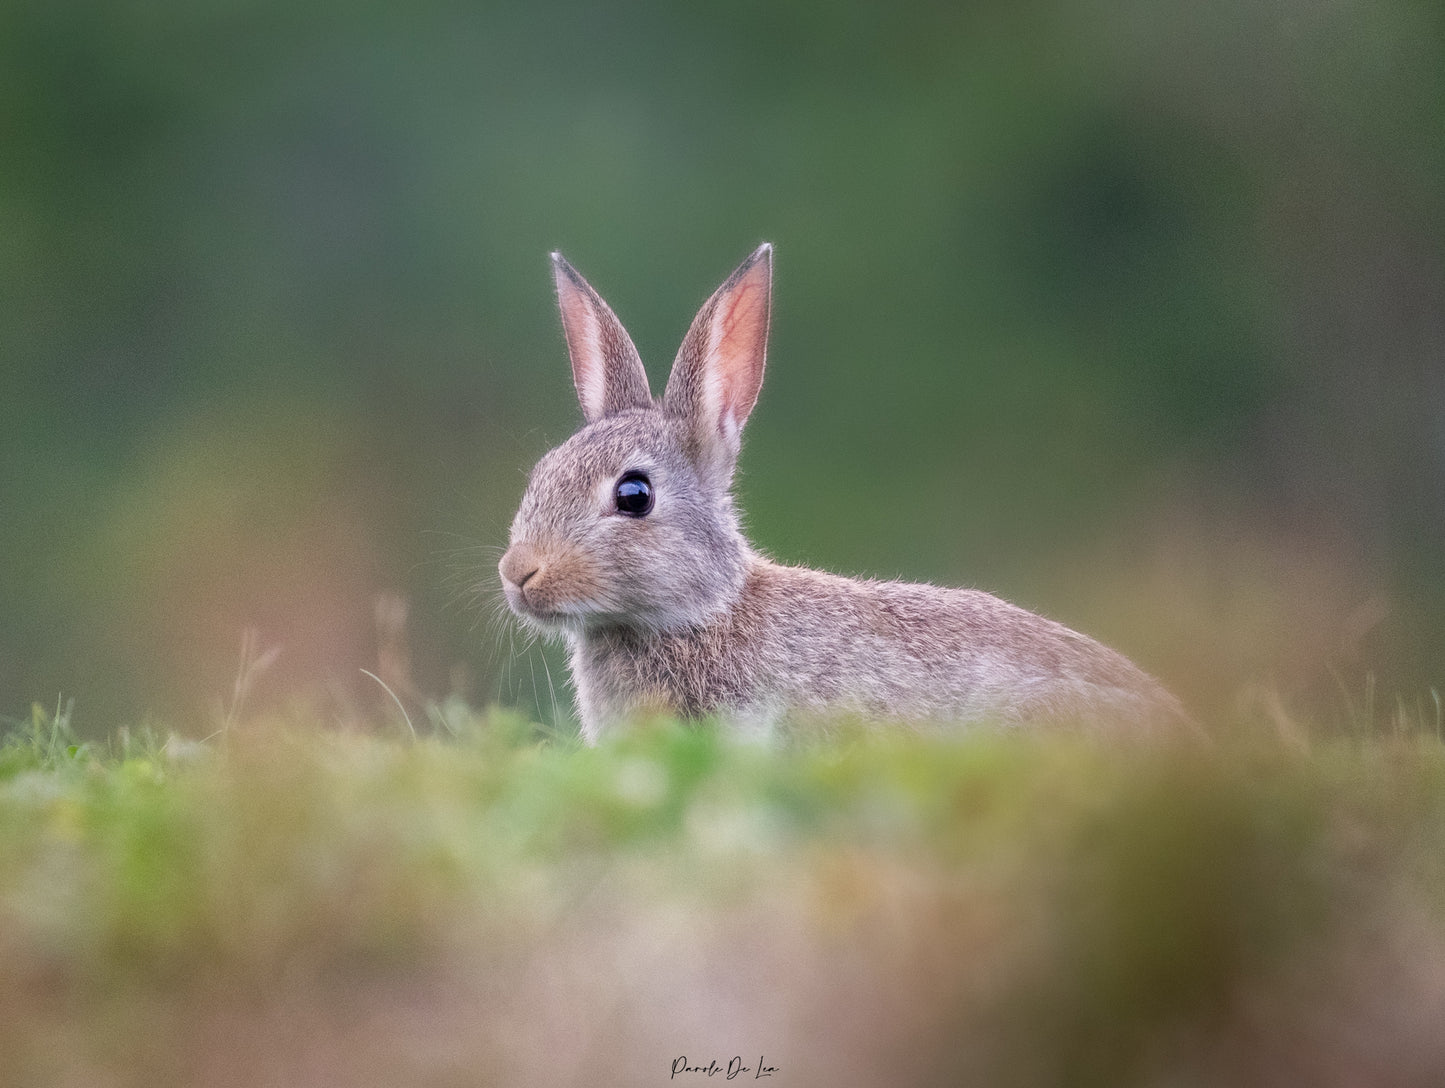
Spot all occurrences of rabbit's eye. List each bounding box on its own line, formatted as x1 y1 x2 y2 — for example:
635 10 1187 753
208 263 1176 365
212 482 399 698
614 471 653 517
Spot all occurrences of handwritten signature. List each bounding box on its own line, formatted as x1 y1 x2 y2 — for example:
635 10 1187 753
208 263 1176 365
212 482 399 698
671 1055 778 1080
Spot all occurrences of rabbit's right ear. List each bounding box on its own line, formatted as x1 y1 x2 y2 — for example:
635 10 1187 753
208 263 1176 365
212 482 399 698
552 253 653 423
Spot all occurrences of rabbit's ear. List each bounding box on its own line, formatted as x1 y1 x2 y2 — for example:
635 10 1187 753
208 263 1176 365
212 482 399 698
663 243 772 477
552 253 653 423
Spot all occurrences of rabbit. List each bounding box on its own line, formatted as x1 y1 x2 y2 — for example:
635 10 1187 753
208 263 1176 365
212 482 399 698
499 244 1188 743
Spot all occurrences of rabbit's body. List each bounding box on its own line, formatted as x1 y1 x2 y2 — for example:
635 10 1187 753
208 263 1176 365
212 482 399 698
501 245 1185 742
572 554 1178 742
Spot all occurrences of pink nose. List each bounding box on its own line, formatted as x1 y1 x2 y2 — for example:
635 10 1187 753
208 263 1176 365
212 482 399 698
499 546 541 589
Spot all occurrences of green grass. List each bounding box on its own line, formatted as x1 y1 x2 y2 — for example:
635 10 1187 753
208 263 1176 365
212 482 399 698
2 705 1444 1087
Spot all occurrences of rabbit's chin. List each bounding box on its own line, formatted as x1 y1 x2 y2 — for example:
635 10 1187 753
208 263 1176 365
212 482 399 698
505 600 582 636
509 596 705 640
506 597 626 638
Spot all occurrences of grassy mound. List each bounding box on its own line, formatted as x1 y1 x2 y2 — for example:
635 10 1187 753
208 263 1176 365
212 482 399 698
2 706 1443 1087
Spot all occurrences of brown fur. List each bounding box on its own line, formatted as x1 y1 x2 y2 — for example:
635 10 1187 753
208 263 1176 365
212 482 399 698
574 558 1181 738
502 246 1186 742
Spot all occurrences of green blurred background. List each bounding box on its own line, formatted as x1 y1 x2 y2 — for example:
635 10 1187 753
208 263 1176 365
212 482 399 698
3 0 1442 731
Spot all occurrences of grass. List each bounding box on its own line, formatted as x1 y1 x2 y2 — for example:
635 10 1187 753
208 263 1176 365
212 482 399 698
2 703 1444 1087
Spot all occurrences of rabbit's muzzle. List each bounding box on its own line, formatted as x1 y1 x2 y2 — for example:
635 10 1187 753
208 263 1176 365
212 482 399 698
499 542 603 625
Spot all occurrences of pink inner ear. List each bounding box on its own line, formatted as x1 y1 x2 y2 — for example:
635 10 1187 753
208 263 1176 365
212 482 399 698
558 286 606 415
709 275 768 423
558 288 598 357
718 281 762 344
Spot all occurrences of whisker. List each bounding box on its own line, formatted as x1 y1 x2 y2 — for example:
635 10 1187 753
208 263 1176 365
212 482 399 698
527 649 542 724
538 647 563 733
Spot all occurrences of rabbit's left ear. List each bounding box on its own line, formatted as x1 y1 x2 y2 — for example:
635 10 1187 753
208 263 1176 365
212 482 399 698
552 253 653 423
664 243 772 478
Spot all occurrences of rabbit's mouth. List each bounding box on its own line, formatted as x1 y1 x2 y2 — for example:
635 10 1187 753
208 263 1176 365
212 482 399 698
501 585 569 628
500 576 592 633
503 585 651 637
507 594 622 633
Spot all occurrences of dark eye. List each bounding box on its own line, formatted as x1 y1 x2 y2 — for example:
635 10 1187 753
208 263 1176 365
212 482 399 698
614 471 654 517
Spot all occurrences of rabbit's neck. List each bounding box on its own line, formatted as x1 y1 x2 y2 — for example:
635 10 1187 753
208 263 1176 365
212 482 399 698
568 551 769 741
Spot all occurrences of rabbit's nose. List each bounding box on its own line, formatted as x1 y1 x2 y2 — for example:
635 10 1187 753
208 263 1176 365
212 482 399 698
499 547 541 589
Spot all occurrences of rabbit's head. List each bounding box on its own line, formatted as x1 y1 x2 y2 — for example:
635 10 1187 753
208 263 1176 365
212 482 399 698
500 245 772 635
